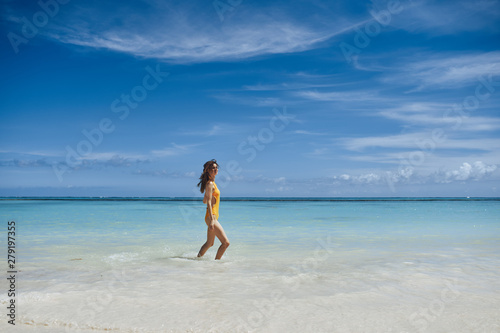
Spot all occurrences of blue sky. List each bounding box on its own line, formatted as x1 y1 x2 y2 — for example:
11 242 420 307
1 0 499 197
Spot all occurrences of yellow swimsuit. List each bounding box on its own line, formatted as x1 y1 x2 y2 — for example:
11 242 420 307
205 181 220 220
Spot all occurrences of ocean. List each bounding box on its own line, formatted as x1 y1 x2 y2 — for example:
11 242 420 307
0 198 499 332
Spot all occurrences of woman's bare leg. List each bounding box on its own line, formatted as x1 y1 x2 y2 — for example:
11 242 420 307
197 226 215 257
213 221 230 260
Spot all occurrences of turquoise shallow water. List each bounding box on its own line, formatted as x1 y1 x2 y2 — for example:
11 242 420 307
0 198 499 332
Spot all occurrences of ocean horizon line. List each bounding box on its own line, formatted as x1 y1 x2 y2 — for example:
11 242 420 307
1 196 499 202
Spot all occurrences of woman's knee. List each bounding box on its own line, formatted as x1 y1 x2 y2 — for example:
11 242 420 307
222 240 230 248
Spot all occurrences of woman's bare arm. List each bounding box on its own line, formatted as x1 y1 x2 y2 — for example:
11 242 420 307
204 182 215 228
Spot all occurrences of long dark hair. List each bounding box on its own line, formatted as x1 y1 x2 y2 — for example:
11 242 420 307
197 159 218 193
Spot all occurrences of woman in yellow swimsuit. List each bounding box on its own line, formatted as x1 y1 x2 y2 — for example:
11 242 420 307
197 159 230 260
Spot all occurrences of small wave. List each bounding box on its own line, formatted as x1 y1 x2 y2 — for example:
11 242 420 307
103 252 139 264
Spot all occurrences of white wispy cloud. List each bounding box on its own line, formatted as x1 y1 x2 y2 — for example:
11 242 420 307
242 82 338 92
329 161 498 186
380 51 500 90
132 169 196 179
67 153 151 169
377 102 500 131
293 130 328 136
342 133 500 152
179 124 228 137
30 0 356 63
241 73 351 92
151 143 200 157
83 152 149 161
391 0 500 35
213 93 286 107
0 158 52 168
305 147 331 159
0 151 151 169
207 125 222 136
294 90 382 102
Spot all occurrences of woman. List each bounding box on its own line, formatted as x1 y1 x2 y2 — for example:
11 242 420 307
197 159 230 260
